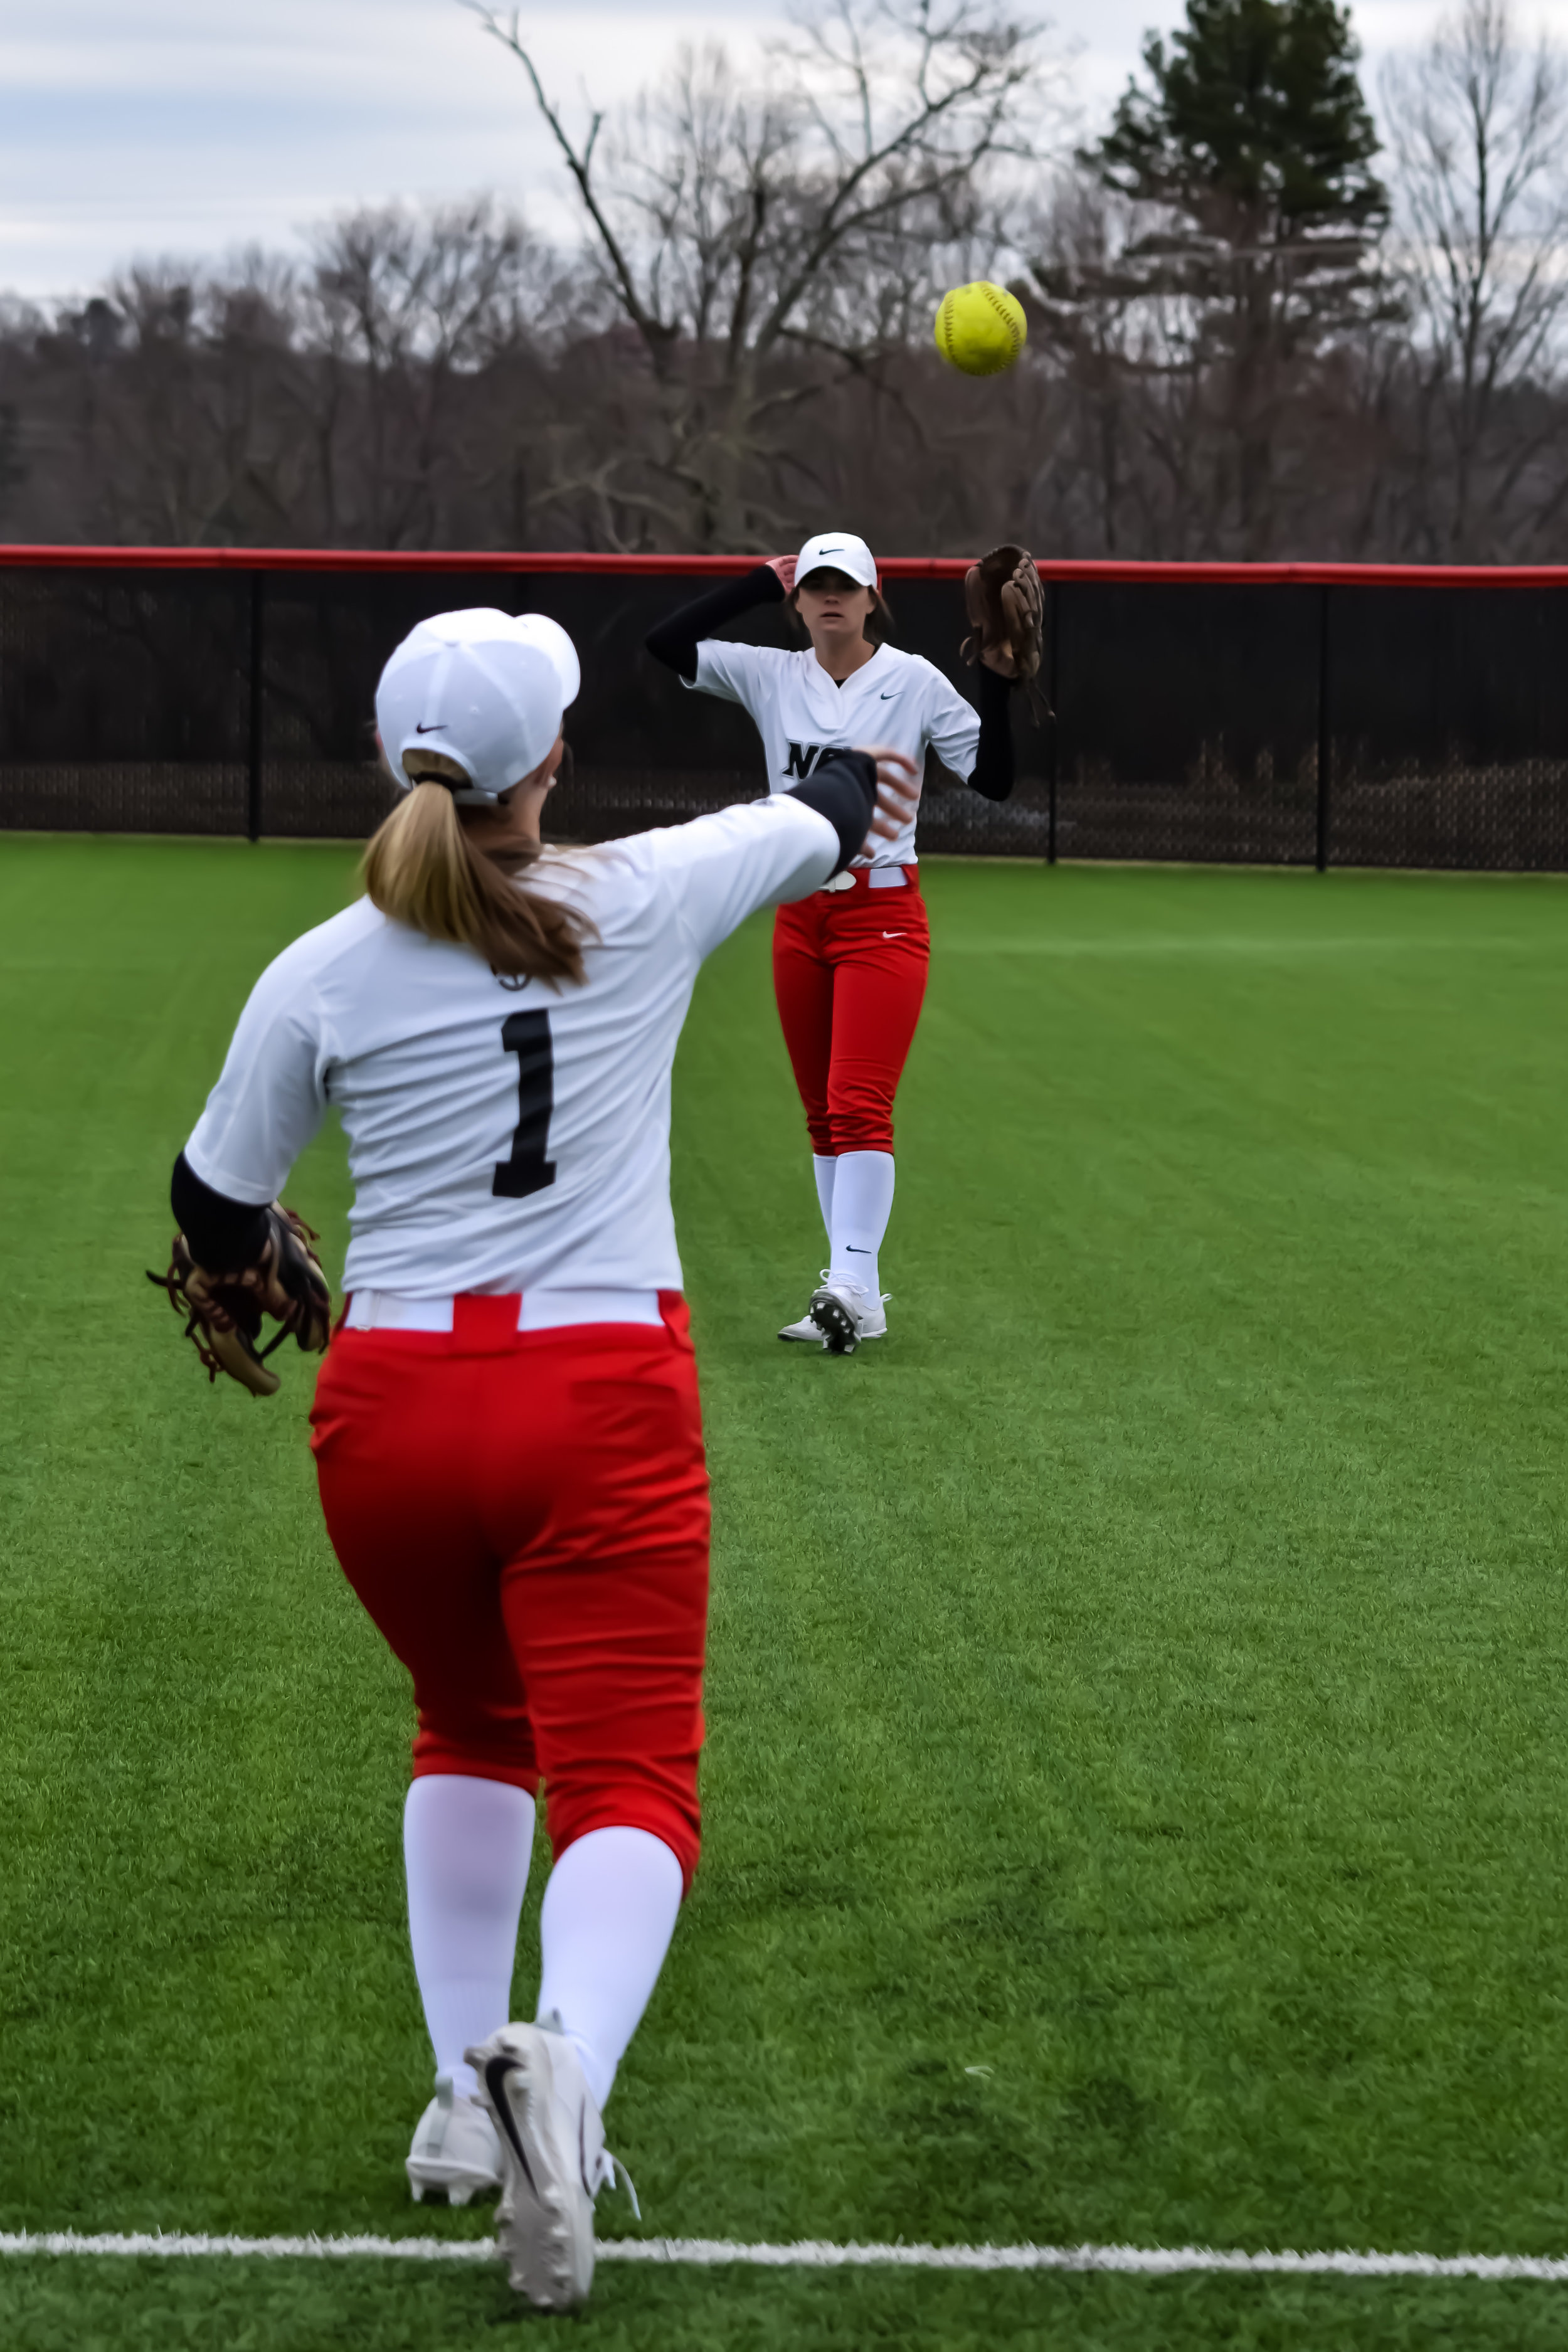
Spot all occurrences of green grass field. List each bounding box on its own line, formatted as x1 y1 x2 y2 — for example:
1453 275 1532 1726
4 837 1568 2349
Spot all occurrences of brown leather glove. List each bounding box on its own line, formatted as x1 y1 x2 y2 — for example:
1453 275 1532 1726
961 544 1047 719
149 1205 332 1397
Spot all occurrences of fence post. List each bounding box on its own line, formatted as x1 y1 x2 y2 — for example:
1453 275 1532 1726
1315 584 1332 872
246 569 264 842
1046 580 1059 866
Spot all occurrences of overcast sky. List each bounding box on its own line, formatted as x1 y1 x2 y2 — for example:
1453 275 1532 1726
0 0 1534 302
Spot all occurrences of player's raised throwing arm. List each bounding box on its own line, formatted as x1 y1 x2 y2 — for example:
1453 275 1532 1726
644 562 787 684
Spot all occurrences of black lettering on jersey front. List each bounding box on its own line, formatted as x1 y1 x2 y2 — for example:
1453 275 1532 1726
494 1009 556 1199
783 742 827 780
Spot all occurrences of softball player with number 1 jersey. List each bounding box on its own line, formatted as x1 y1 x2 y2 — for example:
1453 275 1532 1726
646 532 1015 1351
171 606 916 2312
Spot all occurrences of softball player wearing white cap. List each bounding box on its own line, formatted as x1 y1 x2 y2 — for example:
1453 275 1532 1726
646 532 1015 1352
170 605 916 2310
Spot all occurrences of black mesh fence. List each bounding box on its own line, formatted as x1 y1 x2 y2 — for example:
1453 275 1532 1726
2 559 1567 870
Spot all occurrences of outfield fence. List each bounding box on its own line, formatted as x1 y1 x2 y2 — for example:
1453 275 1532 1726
3 548 1567 871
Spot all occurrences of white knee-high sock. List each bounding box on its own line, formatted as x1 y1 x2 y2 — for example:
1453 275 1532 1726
829 1150 896 1294
535 1827 683 2111
813 1155 837 1251
404 1775 535 2101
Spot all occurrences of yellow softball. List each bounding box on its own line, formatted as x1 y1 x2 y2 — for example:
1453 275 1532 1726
933 281 1027 377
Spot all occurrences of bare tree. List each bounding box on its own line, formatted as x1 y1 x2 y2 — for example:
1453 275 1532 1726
1383 0 1568 554
11 207 581 551
304 199 558 546
1024 176 1212 555
10 1 1568 562
465 0 1048 546
87 259 310 544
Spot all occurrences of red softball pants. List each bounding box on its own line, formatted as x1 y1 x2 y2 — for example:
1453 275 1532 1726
309 1294 709 1893
771 866 931 1156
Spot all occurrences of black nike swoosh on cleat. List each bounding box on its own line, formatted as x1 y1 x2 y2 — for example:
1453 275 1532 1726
414 722 447 734
484 2055 540 2196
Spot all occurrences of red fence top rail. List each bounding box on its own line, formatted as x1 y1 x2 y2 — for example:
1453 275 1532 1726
1 544 1568 587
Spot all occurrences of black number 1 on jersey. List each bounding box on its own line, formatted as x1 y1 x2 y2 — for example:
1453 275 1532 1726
493 1010 556 1199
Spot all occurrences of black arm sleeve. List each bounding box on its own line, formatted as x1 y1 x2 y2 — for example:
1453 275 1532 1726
969 663 1015 802
171 1150 270 1273
783 750 878 874
644 564 787 683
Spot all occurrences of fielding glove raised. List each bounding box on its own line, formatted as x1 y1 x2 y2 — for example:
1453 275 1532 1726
961 543 1048 720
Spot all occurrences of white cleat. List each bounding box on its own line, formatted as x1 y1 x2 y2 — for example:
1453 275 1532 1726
778 1305 827 1344
405 2070 504 2206
467 2019 637 2312
809 1277 889 1355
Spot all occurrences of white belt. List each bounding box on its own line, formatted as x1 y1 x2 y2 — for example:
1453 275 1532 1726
345 1289 664 1333
822 865 912 893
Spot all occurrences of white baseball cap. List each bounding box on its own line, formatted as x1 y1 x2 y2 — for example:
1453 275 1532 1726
794 531 878 590
375 608 581 805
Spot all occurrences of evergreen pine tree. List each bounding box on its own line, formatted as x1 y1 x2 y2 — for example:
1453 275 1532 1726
1098 0 1385 243
1037 0 1391 551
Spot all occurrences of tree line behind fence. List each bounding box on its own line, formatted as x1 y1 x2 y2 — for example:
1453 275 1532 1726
1 0 1565 566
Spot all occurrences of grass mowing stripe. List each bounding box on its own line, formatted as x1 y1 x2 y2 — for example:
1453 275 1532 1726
6 2233 1568 2281
938 931 1537 955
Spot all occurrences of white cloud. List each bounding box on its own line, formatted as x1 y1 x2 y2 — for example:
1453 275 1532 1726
1 0 1561 299
0 1 776 295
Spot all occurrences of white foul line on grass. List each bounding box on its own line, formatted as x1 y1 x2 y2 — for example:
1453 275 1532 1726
3 2233 1568 2281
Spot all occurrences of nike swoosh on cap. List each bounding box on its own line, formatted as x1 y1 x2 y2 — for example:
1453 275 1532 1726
413 723 447 734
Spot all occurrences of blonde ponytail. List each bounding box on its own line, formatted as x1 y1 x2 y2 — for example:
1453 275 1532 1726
362 781 591 987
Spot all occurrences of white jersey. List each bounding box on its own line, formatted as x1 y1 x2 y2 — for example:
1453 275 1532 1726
183 797 839 1298
689 639 978 867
